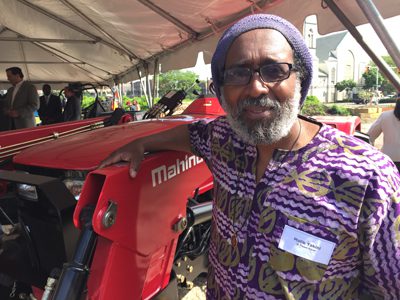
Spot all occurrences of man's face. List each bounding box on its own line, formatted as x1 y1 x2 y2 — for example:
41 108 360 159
221 29 300 145
64 88 73 97
43 85 51 96
6 71 22 86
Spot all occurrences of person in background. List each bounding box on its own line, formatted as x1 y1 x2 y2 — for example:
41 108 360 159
3 67 39 129
63 84 82 122
126 101 135 111
132 100 141 111
128 99 141 121
0 92 10 131
369 90 379 105
100 14 400 299
368 94 400 172
38 84 63 125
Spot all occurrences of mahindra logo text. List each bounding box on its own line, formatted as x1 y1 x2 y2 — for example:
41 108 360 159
151 155 203 187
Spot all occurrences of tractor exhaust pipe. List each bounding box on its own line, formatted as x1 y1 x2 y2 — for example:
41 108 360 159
187 201 213 227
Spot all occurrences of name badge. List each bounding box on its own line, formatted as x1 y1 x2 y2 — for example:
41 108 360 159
278 225 336 265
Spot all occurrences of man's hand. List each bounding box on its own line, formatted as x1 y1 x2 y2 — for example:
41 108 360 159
98 124 191 178
98 141 145 178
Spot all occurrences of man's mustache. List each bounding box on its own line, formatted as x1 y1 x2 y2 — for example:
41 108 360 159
236 96 280 112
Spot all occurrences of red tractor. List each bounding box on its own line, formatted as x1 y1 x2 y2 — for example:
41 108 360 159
0 95 223 299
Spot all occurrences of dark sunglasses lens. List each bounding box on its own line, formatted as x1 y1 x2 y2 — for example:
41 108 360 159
261 64 291 82
224 67 251 85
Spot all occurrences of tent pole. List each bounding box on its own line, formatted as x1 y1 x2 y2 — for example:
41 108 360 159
137 68 150 107
144 64 153 107
152 59 159 100
355 0 400 68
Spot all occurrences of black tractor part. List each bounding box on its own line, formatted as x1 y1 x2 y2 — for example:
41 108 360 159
0 171 79 288
142 90 186 119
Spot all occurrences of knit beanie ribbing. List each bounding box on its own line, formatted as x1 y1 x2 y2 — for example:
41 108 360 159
211 14 313 106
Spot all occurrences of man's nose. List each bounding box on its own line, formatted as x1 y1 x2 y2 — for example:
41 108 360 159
246 71 271 98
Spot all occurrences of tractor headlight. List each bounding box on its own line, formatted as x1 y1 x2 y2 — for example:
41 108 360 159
63 179 85 201
63 171 87 201
16 184 38 201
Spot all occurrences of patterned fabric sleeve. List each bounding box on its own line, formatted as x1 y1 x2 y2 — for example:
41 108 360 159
358 169 400 299
188 120 213 166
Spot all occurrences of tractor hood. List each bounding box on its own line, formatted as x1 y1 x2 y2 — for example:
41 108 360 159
13 115 212 171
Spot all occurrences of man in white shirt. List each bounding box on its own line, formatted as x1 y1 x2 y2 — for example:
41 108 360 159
368 97 400 172
3 67 39 129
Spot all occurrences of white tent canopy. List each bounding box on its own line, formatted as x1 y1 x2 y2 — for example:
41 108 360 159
0 0 399 89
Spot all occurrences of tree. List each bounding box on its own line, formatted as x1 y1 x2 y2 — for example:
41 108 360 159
379 56 397 95
362 56 399 94
358 90 373 102
158 70 201 100
362 64 383 90
301 96 325 116
335 80 356 92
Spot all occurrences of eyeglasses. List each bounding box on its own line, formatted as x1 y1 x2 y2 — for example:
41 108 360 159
223 62 294 86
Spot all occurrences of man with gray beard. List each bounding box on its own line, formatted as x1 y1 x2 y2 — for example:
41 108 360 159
100 14 400 299
221 82 301 145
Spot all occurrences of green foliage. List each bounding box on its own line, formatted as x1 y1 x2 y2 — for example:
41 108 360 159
137 95 150 110
380 80 396 95
182 99 194 105
301 95 351 116
362 66 384 90
362 56 399 93
301 96 326 116
335 80 356 92
325 104 351 116
121 95 149 111
379 97 397 104
82 95 95 109
304 95 320 103
158 70 201 100
358 90 373 101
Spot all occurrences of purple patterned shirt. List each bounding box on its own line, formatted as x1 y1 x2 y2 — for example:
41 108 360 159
189 116 400 300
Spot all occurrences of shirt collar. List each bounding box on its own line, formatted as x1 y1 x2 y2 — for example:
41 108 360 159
15 80 24 88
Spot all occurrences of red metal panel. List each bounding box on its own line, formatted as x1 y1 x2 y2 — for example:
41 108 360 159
0 117 106 149
87 237 149 300
10 97 224 170
182 96 225 116
74 151 212 299
312 115 362 135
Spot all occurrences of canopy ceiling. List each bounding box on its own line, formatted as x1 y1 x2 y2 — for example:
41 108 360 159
0 0 399 89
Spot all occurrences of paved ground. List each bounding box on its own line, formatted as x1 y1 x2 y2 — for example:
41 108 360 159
181 286 206 300
179 276 207 300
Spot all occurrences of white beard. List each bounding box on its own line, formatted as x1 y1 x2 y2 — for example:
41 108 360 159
221 81 302 145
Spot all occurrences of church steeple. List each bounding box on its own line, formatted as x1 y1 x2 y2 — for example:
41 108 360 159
303 15 319 97
303 15 318 54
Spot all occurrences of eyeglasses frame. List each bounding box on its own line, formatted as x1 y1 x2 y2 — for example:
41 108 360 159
222 62 296 86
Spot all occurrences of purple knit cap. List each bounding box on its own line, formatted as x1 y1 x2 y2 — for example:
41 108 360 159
211 14 313 106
